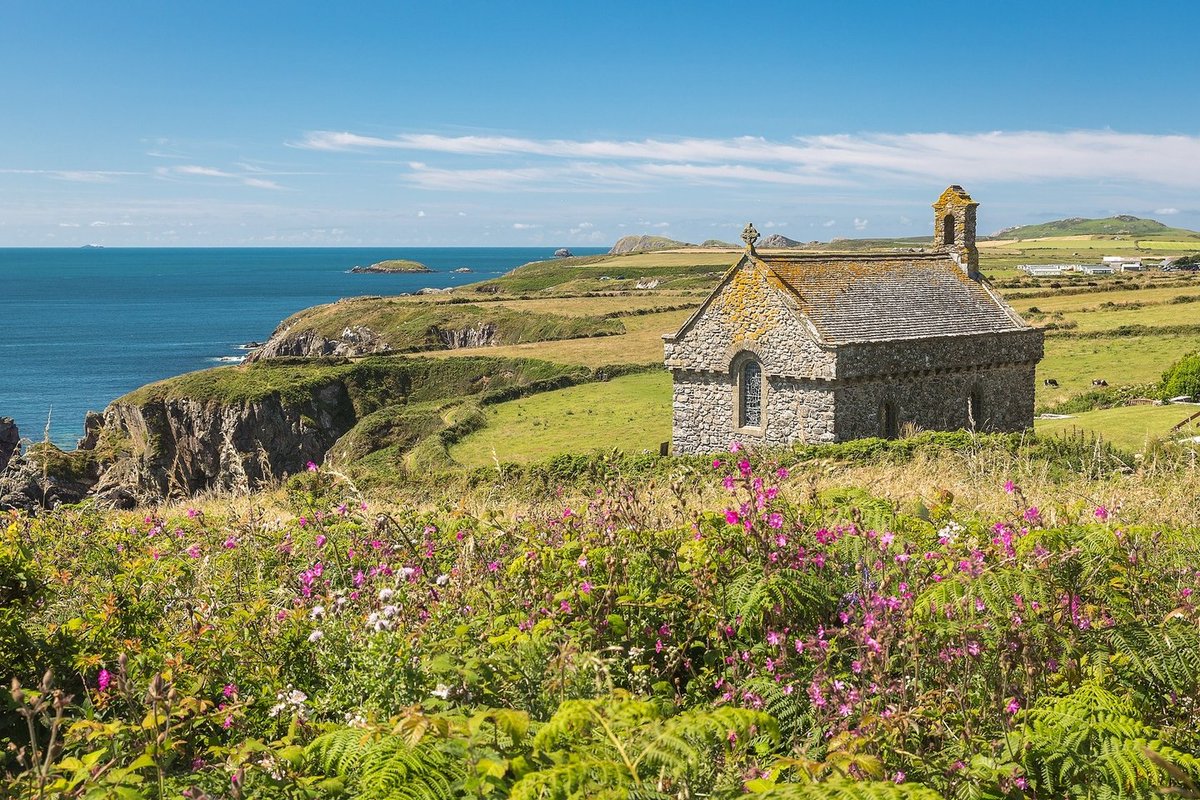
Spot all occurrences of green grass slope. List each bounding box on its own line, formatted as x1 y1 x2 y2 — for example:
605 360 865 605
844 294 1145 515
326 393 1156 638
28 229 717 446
991 215 1200 240
269 296 625 350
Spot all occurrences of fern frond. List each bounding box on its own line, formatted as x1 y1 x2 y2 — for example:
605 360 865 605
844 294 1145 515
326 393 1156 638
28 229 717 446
749 778 942 800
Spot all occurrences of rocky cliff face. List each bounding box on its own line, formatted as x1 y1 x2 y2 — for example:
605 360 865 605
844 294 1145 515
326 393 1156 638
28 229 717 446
0 418 18 472
759 233 803 248
429 323 499 349
608 235 691 255
86 383 357 500
248 324 392 361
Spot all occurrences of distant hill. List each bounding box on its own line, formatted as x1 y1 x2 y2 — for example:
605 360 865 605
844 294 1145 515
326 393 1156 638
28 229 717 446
760 233 803 248
608 235 692 255
991 215 1200 240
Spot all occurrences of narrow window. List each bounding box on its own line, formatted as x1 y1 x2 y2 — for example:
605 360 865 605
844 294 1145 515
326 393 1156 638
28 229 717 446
740 360 762 427
968 387 983 430
943 213 956 246
882 401 898 439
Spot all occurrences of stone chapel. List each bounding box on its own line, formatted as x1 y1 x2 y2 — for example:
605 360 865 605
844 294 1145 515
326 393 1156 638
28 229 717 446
663 186 1043 454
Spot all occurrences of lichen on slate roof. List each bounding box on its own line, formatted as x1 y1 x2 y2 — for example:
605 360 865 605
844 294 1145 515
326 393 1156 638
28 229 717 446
757 252 1027 344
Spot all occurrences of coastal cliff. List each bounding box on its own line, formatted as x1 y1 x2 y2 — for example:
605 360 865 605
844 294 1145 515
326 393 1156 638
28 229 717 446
0 356 593 507
248 297 623 360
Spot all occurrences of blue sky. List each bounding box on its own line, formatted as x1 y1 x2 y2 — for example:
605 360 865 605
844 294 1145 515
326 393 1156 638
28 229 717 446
3 0 1199 246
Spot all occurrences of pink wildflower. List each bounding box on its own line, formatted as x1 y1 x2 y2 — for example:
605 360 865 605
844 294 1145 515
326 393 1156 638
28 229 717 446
315 534 326 548
580 581 593 594
306 461 318 472
1006 697 1021 715
724 509 740 525
1094 505 1110 521
98 669 111 692
1004 480 1016 494
767 513 784 529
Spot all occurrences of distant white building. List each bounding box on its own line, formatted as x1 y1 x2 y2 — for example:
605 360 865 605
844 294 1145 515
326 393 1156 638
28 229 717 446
1101 255 1144 271
1079 264 1115 275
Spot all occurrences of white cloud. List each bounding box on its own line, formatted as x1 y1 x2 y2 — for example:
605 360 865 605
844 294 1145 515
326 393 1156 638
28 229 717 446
512 222 539 229
57 222 80 227
854 218 869 230
298 129 1200 189
158 164 282 190
1155 207 1179 215
416 210 426 217
0 168 134 182
823 219 836 227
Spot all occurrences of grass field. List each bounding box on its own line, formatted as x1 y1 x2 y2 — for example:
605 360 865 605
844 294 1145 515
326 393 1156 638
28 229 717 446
449 370 672 466
427 309 692 367
1038 333 1198 406
1007 285 1200 314
1035 404 1200 451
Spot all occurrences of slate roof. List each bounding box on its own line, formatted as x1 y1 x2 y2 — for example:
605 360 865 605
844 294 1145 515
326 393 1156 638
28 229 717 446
758 252 1027 344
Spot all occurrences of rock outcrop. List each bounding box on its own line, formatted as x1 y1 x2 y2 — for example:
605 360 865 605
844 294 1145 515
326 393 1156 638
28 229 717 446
0 417 18 472
553 248 573 258
759 233 803 248
86 387 355 500
248 325 392 360
349 259 432 273
608 235 692 255
429 323 499 349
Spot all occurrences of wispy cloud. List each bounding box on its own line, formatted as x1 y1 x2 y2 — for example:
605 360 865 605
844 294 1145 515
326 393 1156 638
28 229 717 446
296 129 1200 190
0 168 136 183
156 165 284 190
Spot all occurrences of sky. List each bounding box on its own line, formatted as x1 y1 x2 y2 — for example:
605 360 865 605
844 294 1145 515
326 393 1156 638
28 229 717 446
3 0 1200 247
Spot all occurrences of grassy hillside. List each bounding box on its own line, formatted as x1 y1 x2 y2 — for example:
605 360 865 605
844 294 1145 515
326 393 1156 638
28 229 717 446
267 296 625 350
449 371 671 466
991 215 1200 240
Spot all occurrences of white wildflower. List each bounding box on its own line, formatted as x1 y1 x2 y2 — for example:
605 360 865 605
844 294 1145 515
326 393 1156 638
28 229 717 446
310 605 325 620
430 684 451 700
435 573 450 586
307 629 324 643
382 604 399 618
378 587 394 602
398 566 415 579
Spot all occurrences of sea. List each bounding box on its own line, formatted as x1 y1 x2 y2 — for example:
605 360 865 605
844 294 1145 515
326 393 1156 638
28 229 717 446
0 247 607 448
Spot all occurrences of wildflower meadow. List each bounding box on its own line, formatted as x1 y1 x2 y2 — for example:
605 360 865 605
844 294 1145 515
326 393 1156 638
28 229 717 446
2 445 1200 798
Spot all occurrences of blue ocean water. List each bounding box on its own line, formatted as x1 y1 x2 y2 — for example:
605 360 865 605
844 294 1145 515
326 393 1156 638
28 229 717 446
0 247 605 447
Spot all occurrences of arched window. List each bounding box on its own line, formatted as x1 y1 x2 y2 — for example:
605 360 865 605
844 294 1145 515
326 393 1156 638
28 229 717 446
882 401 898 439
943 213 956 246
739 360 762 428
968 386 983 430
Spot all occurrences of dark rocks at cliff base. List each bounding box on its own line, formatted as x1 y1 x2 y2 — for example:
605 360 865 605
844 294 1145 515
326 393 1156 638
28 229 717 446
0 417 18 472
554 248 573 258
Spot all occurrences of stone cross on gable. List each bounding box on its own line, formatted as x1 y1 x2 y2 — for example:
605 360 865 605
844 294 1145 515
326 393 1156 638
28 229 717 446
741 222 759 252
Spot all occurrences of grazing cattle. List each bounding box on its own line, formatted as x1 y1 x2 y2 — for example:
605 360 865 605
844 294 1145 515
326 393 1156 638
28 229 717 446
1043 378 1059 387
1092 379 1108 387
